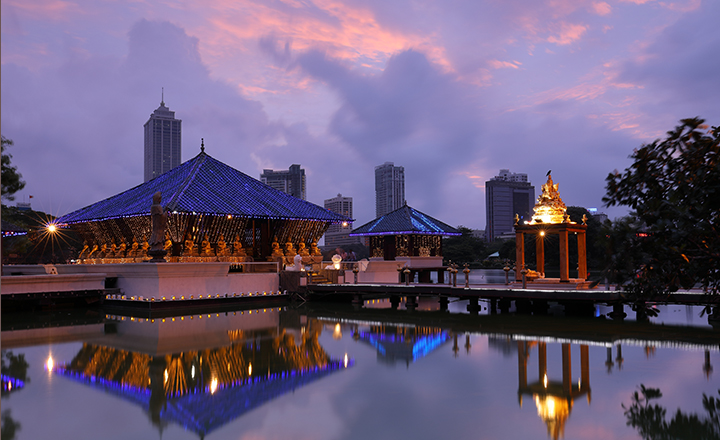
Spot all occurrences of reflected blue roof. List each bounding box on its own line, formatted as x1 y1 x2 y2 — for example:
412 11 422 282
57 152 348 224
350 205 460 236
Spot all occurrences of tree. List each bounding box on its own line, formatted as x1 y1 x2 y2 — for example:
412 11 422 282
1 136 26 202
442 226 486 265
603 118 720 296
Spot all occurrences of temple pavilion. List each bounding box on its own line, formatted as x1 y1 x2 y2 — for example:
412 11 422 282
57 149 349 263
514 173 588 284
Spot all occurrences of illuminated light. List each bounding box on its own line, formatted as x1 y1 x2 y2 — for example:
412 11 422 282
333 323 342 340
248 363 253 376
164 369 168 383
47 223 57 233
162 319 166 323
181 296 185 300
540 231 545 237
227 214 233 219
344 353 349 368
543 374 548 388
210 377 218 394
172 317 175 322
172 296 176 300
46 355 54 372
191 365 195 379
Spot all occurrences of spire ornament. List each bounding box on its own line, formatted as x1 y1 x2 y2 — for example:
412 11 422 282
528 173 570 225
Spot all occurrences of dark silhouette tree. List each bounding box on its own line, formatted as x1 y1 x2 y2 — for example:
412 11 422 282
1 137 26 202
604 118 720 296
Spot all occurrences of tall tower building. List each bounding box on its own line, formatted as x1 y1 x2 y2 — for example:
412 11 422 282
323 193 359 247
260 164 306 200
485 169 535 242
144 93 182 182
375 162 405 218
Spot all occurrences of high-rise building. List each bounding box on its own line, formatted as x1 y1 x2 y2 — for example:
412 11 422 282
323 193 359 247
260 164 306 200
375 162 405 218
144 94 182 182
485 169 535 242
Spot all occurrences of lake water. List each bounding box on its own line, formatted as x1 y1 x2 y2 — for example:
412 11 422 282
2 297 720 440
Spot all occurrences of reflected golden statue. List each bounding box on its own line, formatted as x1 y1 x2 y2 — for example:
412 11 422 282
529 173 568 225
98 243 109 259
116 240 127 258
87 244 99 259
108 241 117 258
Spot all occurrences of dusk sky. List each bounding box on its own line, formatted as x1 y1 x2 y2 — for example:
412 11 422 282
2 0 719 230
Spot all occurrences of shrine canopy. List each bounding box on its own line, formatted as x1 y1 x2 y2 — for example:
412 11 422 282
55 151 350 260
350 205 459 261
349 205 460 237
57 151 347 224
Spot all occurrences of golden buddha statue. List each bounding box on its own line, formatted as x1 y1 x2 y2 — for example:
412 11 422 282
284 241 296 257
271 239 284 258
233 234 247 257
217 234 228 256
141 240 150 256
200 234 213 257
310 242 322 256
298 242 310 256
129 239 140 258
116 240 127 258
78 242 90 260
184 234 196 256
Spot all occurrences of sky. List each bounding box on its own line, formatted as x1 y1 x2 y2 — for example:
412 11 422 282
2 0 719 230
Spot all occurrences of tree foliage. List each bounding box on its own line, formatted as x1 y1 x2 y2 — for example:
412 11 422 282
1 137 26 202
443 226 486 264
603 118 720 295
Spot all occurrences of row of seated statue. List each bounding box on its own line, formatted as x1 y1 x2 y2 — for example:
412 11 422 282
76 233 254 264
269 238 323 266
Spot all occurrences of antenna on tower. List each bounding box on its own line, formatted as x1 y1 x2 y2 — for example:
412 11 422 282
161 87 165 106
201 138 205 153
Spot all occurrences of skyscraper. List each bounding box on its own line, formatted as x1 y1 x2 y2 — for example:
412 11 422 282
485 169 535 242
144 94 182 182
323 193 359 247
260 164 306 200
375 162 405 218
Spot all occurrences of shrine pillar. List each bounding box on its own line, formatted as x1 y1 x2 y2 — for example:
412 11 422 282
515 231 525 281
578 230 587 280
536 234 545 276
559 229 569 282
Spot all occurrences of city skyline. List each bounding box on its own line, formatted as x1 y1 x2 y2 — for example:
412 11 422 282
2 0 719 230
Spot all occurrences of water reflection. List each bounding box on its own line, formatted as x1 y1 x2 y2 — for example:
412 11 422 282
49 311 352 438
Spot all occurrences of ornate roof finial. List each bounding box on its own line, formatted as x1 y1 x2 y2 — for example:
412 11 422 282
161 87 165 107
201 138 205 153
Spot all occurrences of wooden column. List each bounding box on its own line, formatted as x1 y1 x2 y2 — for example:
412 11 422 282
580 345 589 393
515 231 525 281
518 341 528 389
559 229 569 282
578 230 587 280
536 234 545 276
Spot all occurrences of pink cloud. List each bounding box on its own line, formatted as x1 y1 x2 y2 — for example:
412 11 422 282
487 60 521 69
547 22 588 45
591 2 612 15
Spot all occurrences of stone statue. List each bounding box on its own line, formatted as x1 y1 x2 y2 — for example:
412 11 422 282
298 242 310 256
149 192 167 253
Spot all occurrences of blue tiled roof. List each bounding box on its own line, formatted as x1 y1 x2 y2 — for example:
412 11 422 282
350 205 460 236
57 152 349 224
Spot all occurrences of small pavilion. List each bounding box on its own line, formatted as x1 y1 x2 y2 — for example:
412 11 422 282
514 173 588 284
350 205 460 282
57 148 349 264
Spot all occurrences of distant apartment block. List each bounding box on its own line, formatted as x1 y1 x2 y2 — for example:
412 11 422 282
375 162 405 218
485 169 535 242
323 193 360 248
260 164 306 200
144 96 182 182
